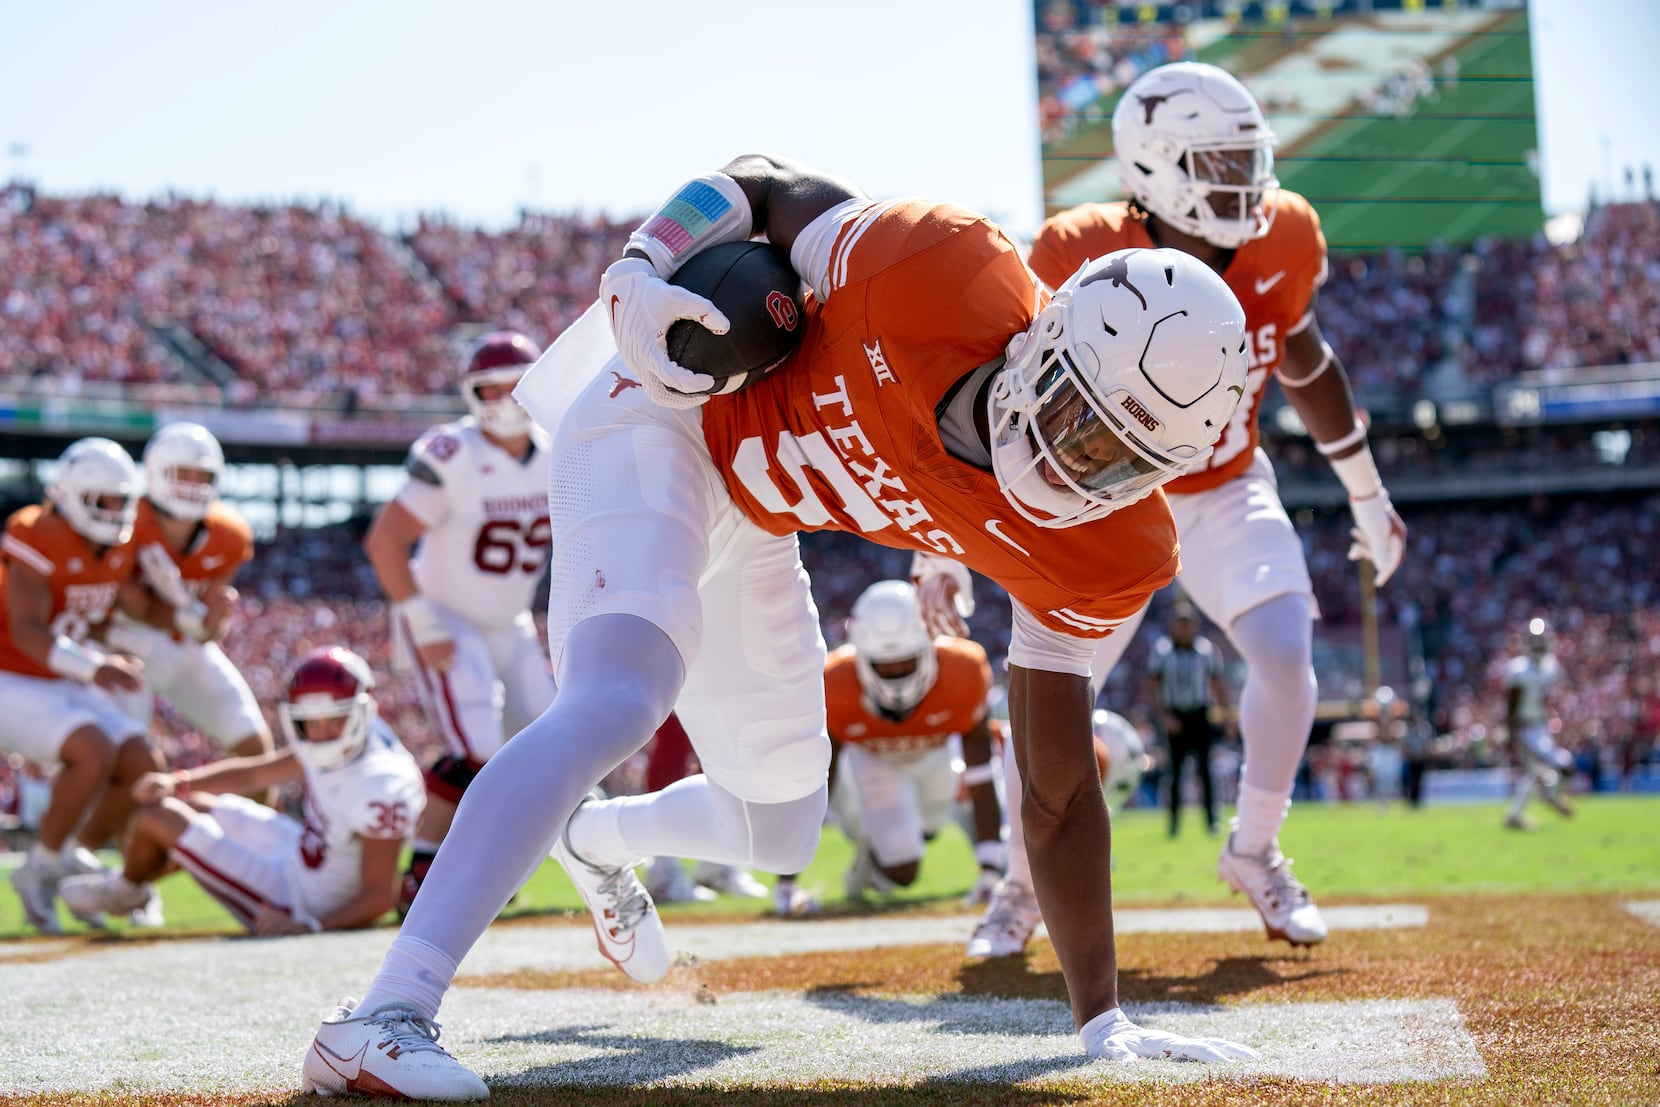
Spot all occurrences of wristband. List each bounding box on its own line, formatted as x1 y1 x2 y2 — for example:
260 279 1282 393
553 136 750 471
174 772 192 798
961 761 998 787
974 839 1007 872
625 173 754 278
47 636 107 683
1328 443 1384 499
397 596 450 647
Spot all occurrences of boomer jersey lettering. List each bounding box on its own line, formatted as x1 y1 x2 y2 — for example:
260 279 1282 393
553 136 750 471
826 637 992 757
397 418 552 629
699 200 1179 638
1028 190 1327 494
0 505 135 678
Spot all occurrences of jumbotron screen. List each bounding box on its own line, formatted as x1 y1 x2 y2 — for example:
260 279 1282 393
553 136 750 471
1034 0 1542 249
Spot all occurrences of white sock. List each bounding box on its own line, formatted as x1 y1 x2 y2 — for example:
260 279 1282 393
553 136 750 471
29 842 56 869
358 935 459 1022
1233 782 1292 856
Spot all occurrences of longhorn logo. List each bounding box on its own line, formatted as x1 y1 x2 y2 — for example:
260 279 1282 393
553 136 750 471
1136 93 1175 124
1101 255 1148 310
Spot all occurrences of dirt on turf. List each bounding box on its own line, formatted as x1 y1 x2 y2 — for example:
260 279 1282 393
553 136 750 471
8 892 1659 1105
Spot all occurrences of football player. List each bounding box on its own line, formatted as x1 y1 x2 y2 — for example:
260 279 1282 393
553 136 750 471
936 61 1407 956
106 423 269 779
361 331 557 914
304 154 1257 1098
1502 618 1574 829
827 580 1004 905
62 646 425 934
0 438 167 932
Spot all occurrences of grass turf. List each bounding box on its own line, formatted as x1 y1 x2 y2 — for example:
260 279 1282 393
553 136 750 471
5 794 1657 940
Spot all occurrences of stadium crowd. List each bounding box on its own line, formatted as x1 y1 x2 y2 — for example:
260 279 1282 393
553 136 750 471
4 183 1657 411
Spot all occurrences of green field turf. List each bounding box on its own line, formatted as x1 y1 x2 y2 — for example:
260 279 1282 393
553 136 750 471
1040 11 1542 250
5 794 1656 940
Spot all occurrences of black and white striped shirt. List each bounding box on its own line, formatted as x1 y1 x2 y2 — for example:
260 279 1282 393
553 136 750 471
1148 634 1221 712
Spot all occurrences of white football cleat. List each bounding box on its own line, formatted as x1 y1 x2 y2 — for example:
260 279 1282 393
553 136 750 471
965 879 1042 959
128 885 166 929
9 854 64 935
551 799 671 984
1217 831 1328 947
773 880 819 918
60 871 153 922
303 997 487 1100
645 857 716 904
58 849 113 929
694 861 770 900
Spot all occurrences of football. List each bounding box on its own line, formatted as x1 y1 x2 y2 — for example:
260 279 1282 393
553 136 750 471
1093 708 1149 813
665 241 805 395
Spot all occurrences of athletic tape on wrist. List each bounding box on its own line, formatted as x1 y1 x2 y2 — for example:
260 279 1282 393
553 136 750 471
961 761 998 787
397 596 449 646
47 636 107 682
626 173 754 278
1328 443 1384 498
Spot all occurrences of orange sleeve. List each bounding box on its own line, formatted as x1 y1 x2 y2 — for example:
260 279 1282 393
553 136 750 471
935 639 993 730
823 648 862 739
1029 211 1090 290
209 504 256 571
1269 191 1328 317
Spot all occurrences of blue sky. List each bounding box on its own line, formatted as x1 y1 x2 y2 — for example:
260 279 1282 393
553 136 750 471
0 0 1655 237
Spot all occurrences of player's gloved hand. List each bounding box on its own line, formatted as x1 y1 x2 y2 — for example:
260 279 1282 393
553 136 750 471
962 866 1002 907
1347 491 1407 586
1081 1007 1258 1063
138 542 194 609
910 551 975 638
600 256 729 410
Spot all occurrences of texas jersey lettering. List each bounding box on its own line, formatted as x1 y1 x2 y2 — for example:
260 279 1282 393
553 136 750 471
398 418 553 628
1027 190 1326 494
827 637 992 757
0 505 134 678
699 200 1179 638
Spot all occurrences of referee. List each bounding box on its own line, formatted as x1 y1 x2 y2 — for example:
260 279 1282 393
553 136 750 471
1146 602 1230 837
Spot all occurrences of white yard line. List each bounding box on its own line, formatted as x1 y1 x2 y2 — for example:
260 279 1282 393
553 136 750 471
0 904 1448 1095
1623 900 1660 928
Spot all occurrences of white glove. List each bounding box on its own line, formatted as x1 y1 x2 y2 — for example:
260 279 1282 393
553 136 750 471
599 256 730 410
910 551 975 638
1080 1007 1258 1063
138 543 193 609
1347 491 1407 586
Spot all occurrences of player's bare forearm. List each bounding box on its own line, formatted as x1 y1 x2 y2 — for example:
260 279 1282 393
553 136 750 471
1008 664 1118 1026
6 562 58 665
117 575 176 631
320 837 405 930
180 749 301 797
719 155 864 257
1279 314 1366 453
961 718 1003 844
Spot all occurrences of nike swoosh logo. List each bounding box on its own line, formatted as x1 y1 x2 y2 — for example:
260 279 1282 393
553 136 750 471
1254 271 1286 295
984 519 1031 556
609 294 622 323
199 555 226 569
313 1038 368 1083
924 711 953 726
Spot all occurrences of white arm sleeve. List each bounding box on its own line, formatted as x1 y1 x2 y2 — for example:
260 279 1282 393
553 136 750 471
1007 600 1097 677
790 198 876 302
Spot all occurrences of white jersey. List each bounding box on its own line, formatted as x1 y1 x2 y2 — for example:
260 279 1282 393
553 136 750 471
398 417 552 629
292 716 426 911
1505 653 1559 726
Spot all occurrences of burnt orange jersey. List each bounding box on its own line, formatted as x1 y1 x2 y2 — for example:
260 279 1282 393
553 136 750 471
1029 190 1327 494
130 499 254 592
826 637 992 756
0 504 135 678
701 200 1178 638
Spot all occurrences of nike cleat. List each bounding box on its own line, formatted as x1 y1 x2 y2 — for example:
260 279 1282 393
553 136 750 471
303 996 487 1100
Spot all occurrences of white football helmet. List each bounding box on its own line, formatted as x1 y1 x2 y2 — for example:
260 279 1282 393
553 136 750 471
143 422 224 521
48 437 140 547
1525 617 1553 659
849 580 939 717
1113 61 1279 249
989 247 1249 528
463 331 541 439
1093 709 1149 813
280 646 378 772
